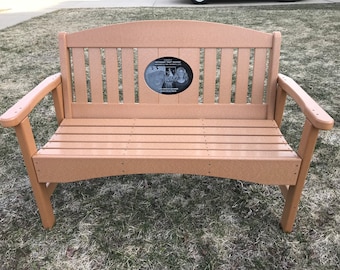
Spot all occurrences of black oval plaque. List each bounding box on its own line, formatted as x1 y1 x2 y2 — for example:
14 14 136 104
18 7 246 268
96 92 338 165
144 57 193 95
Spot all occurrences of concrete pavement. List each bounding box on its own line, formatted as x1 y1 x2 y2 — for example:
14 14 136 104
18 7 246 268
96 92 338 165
1 0 339 30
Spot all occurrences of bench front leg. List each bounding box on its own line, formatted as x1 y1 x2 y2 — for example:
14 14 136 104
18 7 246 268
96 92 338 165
15 117 55 229
280 119 319 232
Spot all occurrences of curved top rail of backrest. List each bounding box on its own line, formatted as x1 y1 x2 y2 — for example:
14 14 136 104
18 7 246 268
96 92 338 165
62 20 274 48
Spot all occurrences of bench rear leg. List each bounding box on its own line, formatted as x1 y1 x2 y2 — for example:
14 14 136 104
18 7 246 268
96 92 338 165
15 117 55 229
280 185 304 232
280 120 319 233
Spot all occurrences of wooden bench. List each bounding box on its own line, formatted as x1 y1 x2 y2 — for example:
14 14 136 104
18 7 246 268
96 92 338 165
0 20 334 232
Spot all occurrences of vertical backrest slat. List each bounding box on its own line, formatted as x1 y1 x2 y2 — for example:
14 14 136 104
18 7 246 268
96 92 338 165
121 48 136 104
158 48 180 104
251 48 267 104
218 48 234 104
203 48 217 103
72 48 88 103
88 48 103 103
138 48 159 104
58 32 73 118
105 48 119 103
178 48 200 104
235 48 251 104
266 32 282 119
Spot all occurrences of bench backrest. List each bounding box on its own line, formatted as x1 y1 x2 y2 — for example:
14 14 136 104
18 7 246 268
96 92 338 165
58 20 281 120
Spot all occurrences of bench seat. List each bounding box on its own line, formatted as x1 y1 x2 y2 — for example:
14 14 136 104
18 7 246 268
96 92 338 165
0 21 334 231
33 118 301 185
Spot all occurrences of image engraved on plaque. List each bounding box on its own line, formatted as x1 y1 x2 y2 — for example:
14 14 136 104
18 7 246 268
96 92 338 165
144 57 193 95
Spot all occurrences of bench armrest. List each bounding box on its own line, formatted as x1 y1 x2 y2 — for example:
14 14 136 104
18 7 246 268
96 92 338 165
277 74 334 130
0 73 62 128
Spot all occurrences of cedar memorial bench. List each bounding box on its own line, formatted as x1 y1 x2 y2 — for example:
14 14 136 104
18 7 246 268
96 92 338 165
0 21 334 232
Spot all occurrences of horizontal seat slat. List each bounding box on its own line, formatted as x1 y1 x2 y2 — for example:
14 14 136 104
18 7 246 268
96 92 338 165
50 134 285 144
61 119 277 128
37 148 297 159
56 126 281 136
44 142 292 151
70 103 268 119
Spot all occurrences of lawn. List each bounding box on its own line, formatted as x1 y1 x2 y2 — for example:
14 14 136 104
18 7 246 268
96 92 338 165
0 4 339 269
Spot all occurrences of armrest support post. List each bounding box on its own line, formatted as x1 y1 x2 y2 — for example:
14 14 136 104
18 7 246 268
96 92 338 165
274 84 287 128
52 82 65 125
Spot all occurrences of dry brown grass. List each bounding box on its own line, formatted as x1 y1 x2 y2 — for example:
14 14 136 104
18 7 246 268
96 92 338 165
0 4 339 269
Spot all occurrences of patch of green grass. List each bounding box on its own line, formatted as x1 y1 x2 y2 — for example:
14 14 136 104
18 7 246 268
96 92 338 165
0 5 339 269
